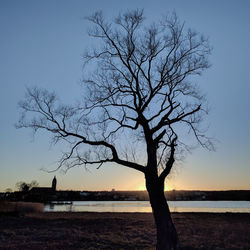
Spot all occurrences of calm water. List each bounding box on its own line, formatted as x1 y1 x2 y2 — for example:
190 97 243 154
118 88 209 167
44 200 250 213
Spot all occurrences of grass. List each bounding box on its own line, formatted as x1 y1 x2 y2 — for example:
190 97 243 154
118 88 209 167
0 201 44 215
0 212 250 249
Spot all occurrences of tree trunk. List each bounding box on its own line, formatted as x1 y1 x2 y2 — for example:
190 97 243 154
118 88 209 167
146 176 180 250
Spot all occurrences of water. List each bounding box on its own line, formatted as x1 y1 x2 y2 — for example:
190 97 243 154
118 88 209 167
44 200 250 213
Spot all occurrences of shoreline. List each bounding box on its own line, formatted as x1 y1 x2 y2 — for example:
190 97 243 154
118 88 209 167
0 212 250 249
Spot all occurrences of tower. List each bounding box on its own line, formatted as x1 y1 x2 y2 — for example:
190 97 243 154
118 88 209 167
52 176 57 191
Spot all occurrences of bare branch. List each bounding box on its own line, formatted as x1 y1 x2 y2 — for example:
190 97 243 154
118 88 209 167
18 9 212 183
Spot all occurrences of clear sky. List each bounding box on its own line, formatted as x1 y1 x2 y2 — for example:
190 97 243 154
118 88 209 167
0 0 250 192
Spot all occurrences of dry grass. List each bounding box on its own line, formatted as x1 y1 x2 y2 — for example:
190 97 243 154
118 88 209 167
0 201 44 214
0 212 249 249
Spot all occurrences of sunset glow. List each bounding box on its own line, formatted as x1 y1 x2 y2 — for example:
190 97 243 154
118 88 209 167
137 183 146 191
136 183 173 191
165 185 173 192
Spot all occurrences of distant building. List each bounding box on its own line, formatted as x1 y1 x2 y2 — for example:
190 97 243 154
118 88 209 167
28 176 57 201
80 192 89 197
52 176 57 191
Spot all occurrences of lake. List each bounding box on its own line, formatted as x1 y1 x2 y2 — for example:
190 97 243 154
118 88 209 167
44 200 250 213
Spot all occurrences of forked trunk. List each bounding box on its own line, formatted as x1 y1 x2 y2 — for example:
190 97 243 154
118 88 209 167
146 177 179 250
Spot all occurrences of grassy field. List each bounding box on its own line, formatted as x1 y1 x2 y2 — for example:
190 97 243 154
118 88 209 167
0 210 250 249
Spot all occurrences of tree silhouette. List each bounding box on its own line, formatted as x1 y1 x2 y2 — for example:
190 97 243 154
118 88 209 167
17 10 212 250
5 188 13 193
15 181 39 192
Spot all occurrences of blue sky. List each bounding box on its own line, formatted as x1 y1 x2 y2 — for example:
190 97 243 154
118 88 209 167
0 0 250 191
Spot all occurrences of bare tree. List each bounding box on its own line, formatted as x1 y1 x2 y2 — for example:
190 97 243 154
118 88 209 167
15 180 39 192
5 188 13 193
17 10 212 250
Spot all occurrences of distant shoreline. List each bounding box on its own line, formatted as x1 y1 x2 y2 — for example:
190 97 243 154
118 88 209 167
3 190 250 203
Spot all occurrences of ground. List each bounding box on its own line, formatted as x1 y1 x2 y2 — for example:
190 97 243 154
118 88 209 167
0 212 250 249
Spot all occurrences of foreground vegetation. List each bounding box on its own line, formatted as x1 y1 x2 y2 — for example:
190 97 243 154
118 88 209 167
0 211 249 249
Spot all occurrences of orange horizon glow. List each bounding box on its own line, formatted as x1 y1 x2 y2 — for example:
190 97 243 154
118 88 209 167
136 183 173 192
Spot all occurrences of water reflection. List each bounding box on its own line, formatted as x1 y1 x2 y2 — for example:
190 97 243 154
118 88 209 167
44 200 250 213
